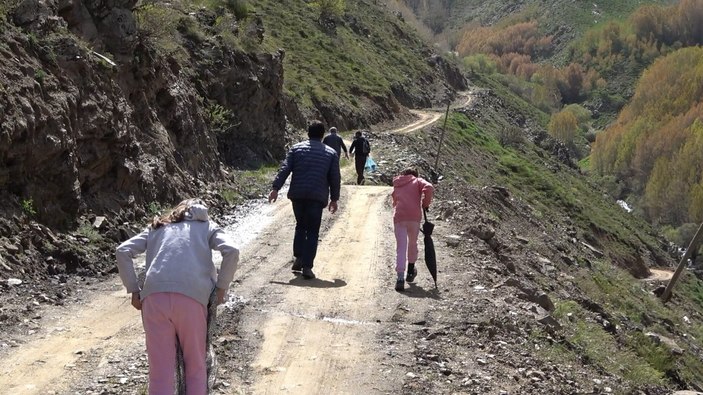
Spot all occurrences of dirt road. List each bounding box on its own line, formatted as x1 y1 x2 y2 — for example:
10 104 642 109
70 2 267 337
646 268 675 281
0 283 144 394
0 93 466 394
392 110 443 134
233 185 398 394
392 92 473 134
0 184 402 395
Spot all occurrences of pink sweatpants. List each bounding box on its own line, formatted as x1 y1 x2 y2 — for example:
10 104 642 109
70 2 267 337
394 221 420 274
142 292 208 395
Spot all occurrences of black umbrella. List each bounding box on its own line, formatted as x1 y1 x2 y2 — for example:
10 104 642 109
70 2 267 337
421 208 437 287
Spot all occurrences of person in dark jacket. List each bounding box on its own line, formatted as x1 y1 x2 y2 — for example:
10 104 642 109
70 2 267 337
322 127 349 159
268 120 341 279
349 131 371 185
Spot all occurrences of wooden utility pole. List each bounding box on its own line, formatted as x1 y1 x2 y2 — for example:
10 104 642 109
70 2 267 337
433 100 451 173
661 222 703 303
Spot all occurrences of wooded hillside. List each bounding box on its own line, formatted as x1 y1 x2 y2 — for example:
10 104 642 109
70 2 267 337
435 0 703 231
591 46 703 226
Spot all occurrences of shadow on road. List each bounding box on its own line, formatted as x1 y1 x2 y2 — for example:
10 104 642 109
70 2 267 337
270 277 348 288
402 283 441 299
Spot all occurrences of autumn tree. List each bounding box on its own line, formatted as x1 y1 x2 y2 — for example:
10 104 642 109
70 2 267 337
557 63 586 103
457 21 551 58
631 5 667 43
548 110 578 144
643 157 671 222
690 182 703 223
592 47 703 225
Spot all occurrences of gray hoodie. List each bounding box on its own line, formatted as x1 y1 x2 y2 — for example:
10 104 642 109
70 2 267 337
115 204 239 306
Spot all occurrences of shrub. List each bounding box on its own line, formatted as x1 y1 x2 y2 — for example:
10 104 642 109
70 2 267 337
34 69 46 83
224 0 249 20
310 0 345 20
135 3 179 37
77 223 102 243
147 202 163 218
498 125 524 148
21 198 36 217
207 103 237 134
134 3 185 57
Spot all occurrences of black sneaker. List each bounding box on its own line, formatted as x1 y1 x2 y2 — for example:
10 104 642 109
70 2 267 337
395 279 405 292
292 258 302 272
406 267 417 283
302 267 316 279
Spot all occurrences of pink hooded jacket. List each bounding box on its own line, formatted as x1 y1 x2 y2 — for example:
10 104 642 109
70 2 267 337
392 174 434 223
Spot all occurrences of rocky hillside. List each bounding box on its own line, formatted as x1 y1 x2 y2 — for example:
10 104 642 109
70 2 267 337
2 1 703 393
0 0 465 249
370 85 703 391
397 0 675 56
1 0 286 229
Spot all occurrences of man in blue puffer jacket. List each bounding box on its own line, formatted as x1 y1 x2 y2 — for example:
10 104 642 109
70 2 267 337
268 120 341 279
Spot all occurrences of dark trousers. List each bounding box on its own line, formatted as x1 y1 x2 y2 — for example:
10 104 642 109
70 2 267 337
291 199 325 269
354 155 367 184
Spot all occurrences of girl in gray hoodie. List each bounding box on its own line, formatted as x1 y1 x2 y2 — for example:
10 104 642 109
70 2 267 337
116 198 239 395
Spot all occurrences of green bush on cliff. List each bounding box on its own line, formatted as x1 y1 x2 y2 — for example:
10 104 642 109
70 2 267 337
21 199 36 217
310 0 345 19
0 0 19 17
224 0 249 19
134 3 185 58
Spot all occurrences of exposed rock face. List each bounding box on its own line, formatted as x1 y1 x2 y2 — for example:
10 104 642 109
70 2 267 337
428 53 467 92
0 0 467 231
0 1 289 228
59 0 139 57
190 45 289 167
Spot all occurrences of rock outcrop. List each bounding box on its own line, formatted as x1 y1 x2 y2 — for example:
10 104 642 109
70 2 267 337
0 0 289 228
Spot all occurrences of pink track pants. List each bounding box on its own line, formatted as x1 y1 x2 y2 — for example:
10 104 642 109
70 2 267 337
394 221 420 275
142 292 208 395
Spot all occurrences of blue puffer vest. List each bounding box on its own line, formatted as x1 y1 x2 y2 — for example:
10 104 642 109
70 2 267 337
272 139 341 204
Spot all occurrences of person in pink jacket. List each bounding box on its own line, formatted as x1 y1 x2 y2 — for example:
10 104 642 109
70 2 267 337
391 168 434 291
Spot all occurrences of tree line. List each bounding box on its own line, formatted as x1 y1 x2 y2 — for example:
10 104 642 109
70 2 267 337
456 0 703 229
457 21 604 114
591 46 703 226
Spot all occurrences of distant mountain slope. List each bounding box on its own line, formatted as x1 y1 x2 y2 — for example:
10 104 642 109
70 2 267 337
249 0 467 130
416 75 703 392
591 47 703 227
397 0 675 58
397 0 703 234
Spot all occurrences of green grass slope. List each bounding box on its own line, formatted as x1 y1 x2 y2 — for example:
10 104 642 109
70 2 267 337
248 0 464 124
131 0 465 133
422 72 703 391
